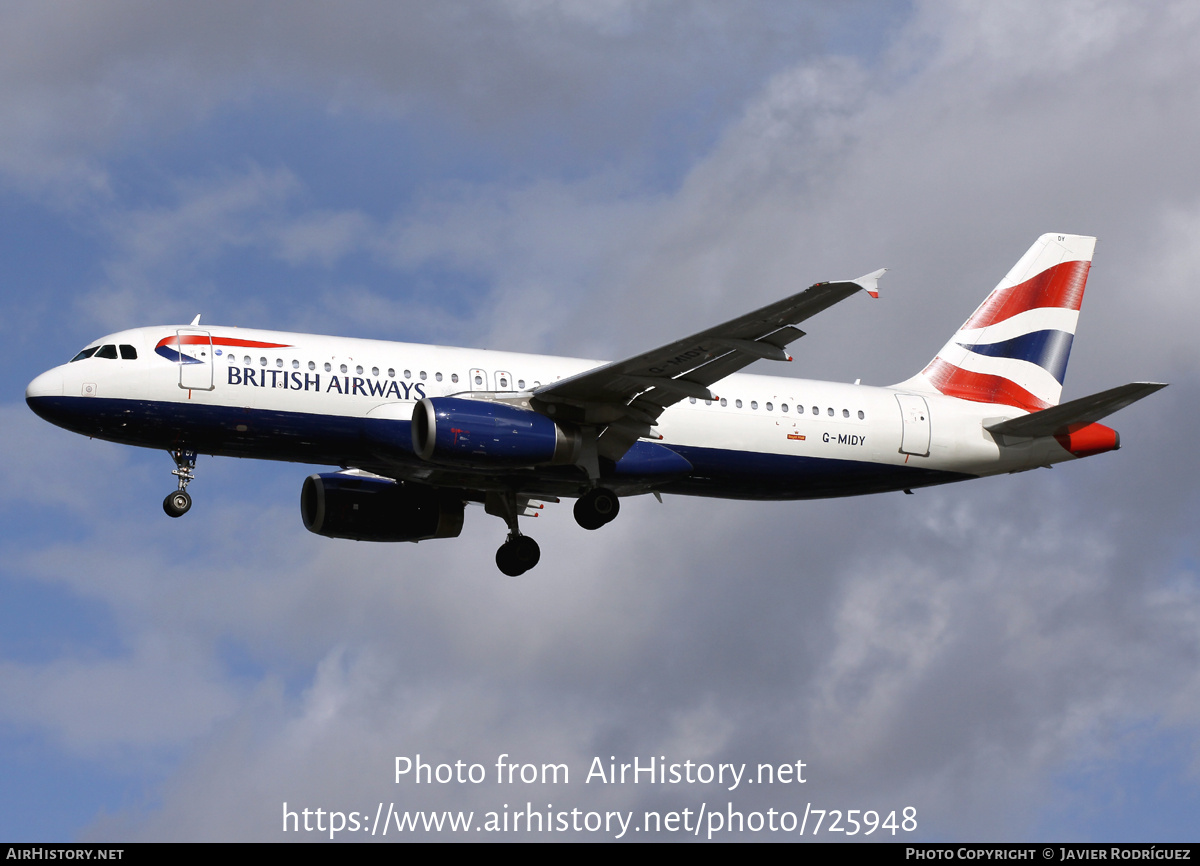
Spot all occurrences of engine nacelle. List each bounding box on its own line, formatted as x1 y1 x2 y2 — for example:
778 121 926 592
411 397 581 466
300 473 464 542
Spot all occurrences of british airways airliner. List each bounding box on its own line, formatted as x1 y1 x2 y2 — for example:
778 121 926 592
25 234 1163 575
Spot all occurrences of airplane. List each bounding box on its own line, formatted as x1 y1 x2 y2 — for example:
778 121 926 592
25 233 1164 576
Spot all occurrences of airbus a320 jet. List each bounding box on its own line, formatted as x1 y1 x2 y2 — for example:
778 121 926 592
26 234 1163 575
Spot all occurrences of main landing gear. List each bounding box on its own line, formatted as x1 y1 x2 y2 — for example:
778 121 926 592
573 487 619 530
496 533 540 577
163 449 196 518
486 491 541 577
486 486 620 576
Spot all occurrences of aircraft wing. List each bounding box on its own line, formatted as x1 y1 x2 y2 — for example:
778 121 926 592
532 270 885 460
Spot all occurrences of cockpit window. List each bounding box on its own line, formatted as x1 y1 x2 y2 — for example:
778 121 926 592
95 344 118 359
70 346 99 362
119 344 137 360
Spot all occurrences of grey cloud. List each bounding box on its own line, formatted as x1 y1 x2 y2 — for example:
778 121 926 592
0 1 837 201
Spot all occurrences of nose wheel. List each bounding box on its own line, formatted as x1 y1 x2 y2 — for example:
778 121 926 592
163 490 192 517
164 448 197 519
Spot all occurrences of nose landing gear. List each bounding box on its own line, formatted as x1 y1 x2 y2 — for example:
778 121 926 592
163 449 196 518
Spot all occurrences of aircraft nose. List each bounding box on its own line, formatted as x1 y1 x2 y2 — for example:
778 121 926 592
26 369 63 401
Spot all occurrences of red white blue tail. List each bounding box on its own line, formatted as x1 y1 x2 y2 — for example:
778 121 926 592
899 234 1095 411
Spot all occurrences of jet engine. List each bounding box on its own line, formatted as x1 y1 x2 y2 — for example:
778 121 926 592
300 473 464 542
411 397 581 466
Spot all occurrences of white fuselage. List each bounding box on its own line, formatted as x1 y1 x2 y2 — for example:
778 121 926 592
26 324 1075 503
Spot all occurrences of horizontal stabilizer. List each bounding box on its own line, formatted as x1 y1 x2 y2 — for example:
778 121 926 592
985 382 1166 438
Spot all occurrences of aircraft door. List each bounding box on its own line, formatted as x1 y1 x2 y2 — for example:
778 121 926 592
495 370 513 391
896 394 931 456
468 368 489 391
176 328 215 391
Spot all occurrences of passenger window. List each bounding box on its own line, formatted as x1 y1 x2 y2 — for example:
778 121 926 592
736 399 743 408
827 407 834 416
293 359 300 369
720 398 727 407
71 347 99 362
96 345 118 359
324 362 332 372
388 368 395 378
781 403 788 413
420 371 427 380
309 361 316 371
119 345 137 360
812 406 819 415
340 364 348 374
858 410 865 420
451 374 459 383
515 378 522 388
751 401 758 410
404 370 411 379
766 402 773 411
843 409 849 418
356 365 363 375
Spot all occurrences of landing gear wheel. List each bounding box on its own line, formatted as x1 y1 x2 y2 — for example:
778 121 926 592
573 487 619 530
496 535 541 577
512 535 541 571
163 490 192 518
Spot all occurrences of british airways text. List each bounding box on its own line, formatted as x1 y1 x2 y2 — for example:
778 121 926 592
227 367 427 400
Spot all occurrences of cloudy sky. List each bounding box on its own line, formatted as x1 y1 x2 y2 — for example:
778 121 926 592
2 0 1198 842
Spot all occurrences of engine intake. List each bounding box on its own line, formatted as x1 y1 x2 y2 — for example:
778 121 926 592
411 397 581 466
301 473 464 542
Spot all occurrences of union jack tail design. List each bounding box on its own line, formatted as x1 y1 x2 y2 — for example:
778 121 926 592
899 234 1095 411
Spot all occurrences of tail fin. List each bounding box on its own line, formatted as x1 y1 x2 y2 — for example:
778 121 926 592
897 233 1095 411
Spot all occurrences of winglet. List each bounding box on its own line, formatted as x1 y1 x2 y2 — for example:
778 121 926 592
852 268 887 299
